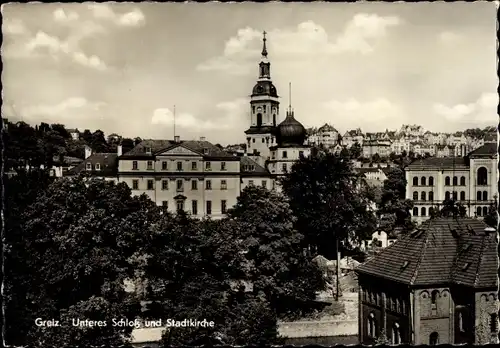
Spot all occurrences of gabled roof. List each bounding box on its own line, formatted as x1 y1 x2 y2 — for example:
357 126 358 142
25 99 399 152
356 217 497 288
467 142 497 157
69 153 118 177
318 123 338 133
122 139 236 160
405 157 468 171
240 156 270 175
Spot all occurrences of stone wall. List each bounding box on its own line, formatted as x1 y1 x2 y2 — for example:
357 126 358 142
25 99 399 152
278 319 358 338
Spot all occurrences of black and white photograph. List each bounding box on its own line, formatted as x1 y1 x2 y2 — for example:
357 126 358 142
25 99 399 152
2 2 499 346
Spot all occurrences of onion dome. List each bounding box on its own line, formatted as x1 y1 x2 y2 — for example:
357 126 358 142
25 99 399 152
252 81 278 97
276 110 307 147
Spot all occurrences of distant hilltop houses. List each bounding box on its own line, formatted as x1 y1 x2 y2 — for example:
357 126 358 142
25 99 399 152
304 124 495 159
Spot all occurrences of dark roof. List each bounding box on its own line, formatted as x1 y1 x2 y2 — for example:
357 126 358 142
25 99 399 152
244 126 277 135
467 142 497 157
52 156 84 165
355 168 381 175
122 140 236 159
240 156 270 174
405 157 468 171
318 123 338 133
69 153 118 176
356 217 497 288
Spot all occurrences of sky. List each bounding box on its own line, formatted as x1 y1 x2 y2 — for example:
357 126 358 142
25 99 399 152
2 2 498 145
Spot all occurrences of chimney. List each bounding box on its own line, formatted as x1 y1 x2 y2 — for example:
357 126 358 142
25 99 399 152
117 144 122 157
174 135 180 143
200 136 206 141
84 145 92 159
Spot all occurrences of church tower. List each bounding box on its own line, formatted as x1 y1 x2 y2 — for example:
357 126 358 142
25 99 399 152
244 31 280 159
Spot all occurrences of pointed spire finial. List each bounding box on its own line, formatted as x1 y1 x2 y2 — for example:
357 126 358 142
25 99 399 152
261 30 268 58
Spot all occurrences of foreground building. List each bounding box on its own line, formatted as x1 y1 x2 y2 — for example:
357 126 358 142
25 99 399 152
356 217 498 345
405 142 498 223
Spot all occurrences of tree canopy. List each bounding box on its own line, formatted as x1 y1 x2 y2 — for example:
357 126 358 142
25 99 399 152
280 150 377 259
5 175 159 346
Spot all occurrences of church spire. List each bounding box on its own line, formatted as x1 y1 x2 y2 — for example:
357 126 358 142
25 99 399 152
261 31 268 58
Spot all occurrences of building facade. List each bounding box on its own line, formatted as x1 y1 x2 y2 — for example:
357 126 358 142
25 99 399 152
70 32 313 217
356 217 498 345
405 143 498 223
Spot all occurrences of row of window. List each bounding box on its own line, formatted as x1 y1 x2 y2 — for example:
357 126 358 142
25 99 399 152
412 206 491 217
412 190 489 202
411 167 488 187
162 199 227 215
364 290 406 314
132 179 269 191
366 313 402 345
132 160 227 171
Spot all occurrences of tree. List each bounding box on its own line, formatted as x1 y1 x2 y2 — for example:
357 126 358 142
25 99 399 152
227 185 326 319
280 151 377 300
483 203 498 228
5 175 159 346
121 138 135 154
350 142 362 159
143 213 280 345
431 199 467 218
379 167 414 230
91 130 109 153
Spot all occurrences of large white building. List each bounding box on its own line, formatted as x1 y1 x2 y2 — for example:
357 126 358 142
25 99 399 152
71 32 310 217
405 142 498 223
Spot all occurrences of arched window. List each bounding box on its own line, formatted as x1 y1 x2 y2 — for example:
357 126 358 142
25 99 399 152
445 176 450 186
491 313 498 334
256 113 263 127
421 177 427 186
413 207 419 216
431 290 439 309
429 176 434 186
429 192 434 201
483 191 488 201
429 207 434 216
460 176 466 186
460 191 466 201
413 177 419 186
273 114 276 126
392 323 401 345
483 206 488 216
477 167 488 185
477 191 482 201
445 191 450 200
421 207 427 216
453 176 458 186
458 311 465 332
368 312 376 337
429 332 439 345
413 192 418 200
477 207 482 216
421 192 426 201
453 191 457 201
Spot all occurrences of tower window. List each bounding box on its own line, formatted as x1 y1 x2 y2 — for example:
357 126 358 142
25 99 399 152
273 114 276 126
282 151 288 158
257 113 263 127
252 106 255 113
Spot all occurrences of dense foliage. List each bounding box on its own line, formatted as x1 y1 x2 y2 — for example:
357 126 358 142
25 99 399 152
378 167 414 231
280 149 377 259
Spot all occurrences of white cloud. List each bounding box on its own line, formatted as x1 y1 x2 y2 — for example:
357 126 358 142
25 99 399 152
87 4 145 27
323 98 404 131
151 108 228 130
25 31 107 70
433 93 498 123
3 18 28 35
22 97 105 118
438 31 461 44
53 8 79 22
197 14 401 74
